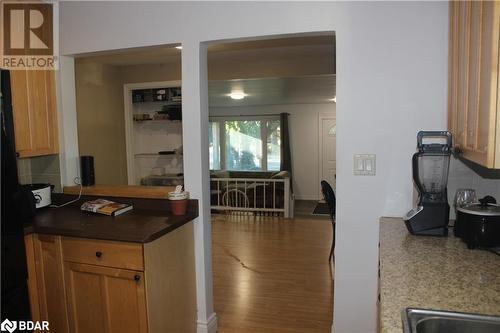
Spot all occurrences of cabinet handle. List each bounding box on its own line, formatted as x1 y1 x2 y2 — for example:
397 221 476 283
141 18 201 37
16 152 20 158
134 274 141 282
95 251 102 258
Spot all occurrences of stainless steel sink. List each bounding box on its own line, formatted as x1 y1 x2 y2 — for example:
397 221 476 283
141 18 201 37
402 308 500 333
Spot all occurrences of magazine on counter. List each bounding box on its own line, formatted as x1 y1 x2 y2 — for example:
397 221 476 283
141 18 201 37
80 199 133 216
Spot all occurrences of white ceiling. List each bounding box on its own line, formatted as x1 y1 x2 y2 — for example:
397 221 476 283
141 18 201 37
76 36 336 106
208 35 334 52
75 44 181 66
208 75 336 107
207 35 335 106
76 36 334 66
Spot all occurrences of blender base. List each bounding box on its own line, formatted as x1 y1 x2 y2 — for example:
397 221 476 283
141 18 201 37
404 203 449 237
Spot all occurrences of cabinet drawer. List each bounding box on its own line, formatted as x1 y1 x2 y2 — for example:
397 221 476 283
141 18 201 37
62 237 144 271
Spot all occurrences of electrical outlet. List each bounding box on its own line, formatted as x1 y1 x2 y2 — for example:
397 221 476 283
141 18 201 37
353 154 376 176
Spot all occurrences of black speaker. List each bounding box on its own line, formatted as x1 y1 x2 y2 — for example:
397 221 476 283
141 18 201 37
80 156 95 186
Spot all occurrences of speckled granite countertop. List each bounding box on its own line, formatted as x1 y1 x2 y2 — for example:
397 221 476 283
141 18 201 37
379 217 500 333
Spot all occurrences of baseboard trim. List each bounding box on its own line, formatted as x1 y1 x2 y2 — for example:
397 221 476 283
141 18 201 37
197 313 218 333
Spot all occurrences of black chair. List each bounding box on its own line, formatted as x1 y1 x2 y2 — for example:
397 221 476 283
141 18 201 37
321 180 336 262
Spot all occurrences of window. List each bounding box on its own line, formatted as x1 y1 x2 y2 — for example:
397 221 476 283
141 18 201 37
208 122 220 170
225 120 262 170
209 117 280 171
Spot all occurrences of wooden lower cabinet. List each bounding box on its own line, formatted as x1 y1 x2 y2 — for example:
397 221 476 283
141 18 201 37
64 263 147 333
24 222 196 333
24 234 70 332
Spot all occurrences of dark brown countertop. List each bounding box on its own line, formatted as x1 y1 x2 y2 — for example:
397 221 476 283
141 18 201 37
24 194 198 243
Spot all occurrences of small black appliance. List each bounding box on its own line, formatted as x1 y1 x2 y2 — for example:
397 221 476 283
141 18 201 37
455 196 500 249
404 131 452 236
80 155 95 186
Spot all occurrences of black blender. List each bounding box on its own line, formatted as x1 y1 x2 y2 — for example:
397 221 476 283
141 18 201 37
404 131 452 236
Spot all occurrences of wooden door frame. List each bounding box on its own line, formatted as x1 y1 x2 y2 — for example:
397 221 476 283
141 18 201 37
123 80 181 185
318 112 336 200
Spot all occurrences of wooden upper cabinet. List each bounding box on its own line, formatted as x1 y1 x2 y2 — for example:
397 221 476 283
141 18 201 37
10 70 59 158
448 1 500 168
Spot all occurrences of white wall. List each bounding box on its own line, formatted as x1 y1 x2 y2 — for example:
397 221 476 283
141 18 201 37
75 62 128 185
59 2 449 332
57 56 80 187
210 103 335 200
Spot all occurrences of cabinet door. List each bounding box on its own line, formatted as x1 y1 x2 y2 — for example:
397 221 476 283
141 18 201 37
448 1 500 168
64 262 147 333
33 235 70 333
10 70 32 153
24 234 41 323
477 1 500 167
449 0 468 149
10 70 59 158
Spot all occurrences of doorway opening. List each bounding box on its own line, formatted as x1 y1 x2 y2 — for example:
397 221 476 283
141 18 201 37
205 33 336 333
73 44 183 186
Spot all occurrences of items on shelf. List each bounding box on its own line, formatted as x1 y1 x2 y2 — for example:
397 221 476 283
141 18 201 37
132 87 182 104
153 88 168 101
133 113 153 121
131 85 183 186
153 113 169 120
133 147 181 157
133 109 182 122
159 104 182 120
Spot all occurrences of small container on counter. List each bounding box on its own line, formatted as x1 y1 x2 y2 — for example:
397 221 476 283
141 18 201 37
168 187 189 215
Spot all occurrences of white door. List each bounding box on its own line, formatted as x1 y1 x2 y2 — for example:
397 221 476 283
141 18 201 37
319 116 336 198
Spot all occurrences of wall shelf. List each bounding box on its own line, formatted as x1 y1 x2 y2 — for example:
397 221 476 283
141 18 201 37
125 81 183 186
134 153 178 157
132 87 182 104
133 119 181 123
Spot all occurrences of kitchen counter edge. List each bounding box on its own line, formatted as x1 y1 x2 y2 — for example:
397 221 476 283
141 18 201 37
379 217 500 333
23 193 198 244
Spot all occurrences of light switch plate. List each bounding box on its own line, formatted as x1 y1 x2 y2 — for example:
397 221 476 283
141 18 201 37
353 154 376 175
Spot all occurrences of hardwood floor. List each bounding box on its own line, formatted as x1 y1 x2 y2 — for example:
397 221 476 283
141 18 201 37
212 213 334 333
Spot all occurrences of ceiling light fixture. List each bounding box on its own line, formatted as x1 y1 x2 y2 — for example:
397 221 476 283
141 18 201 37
175 46 182 50
229 92 247 100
